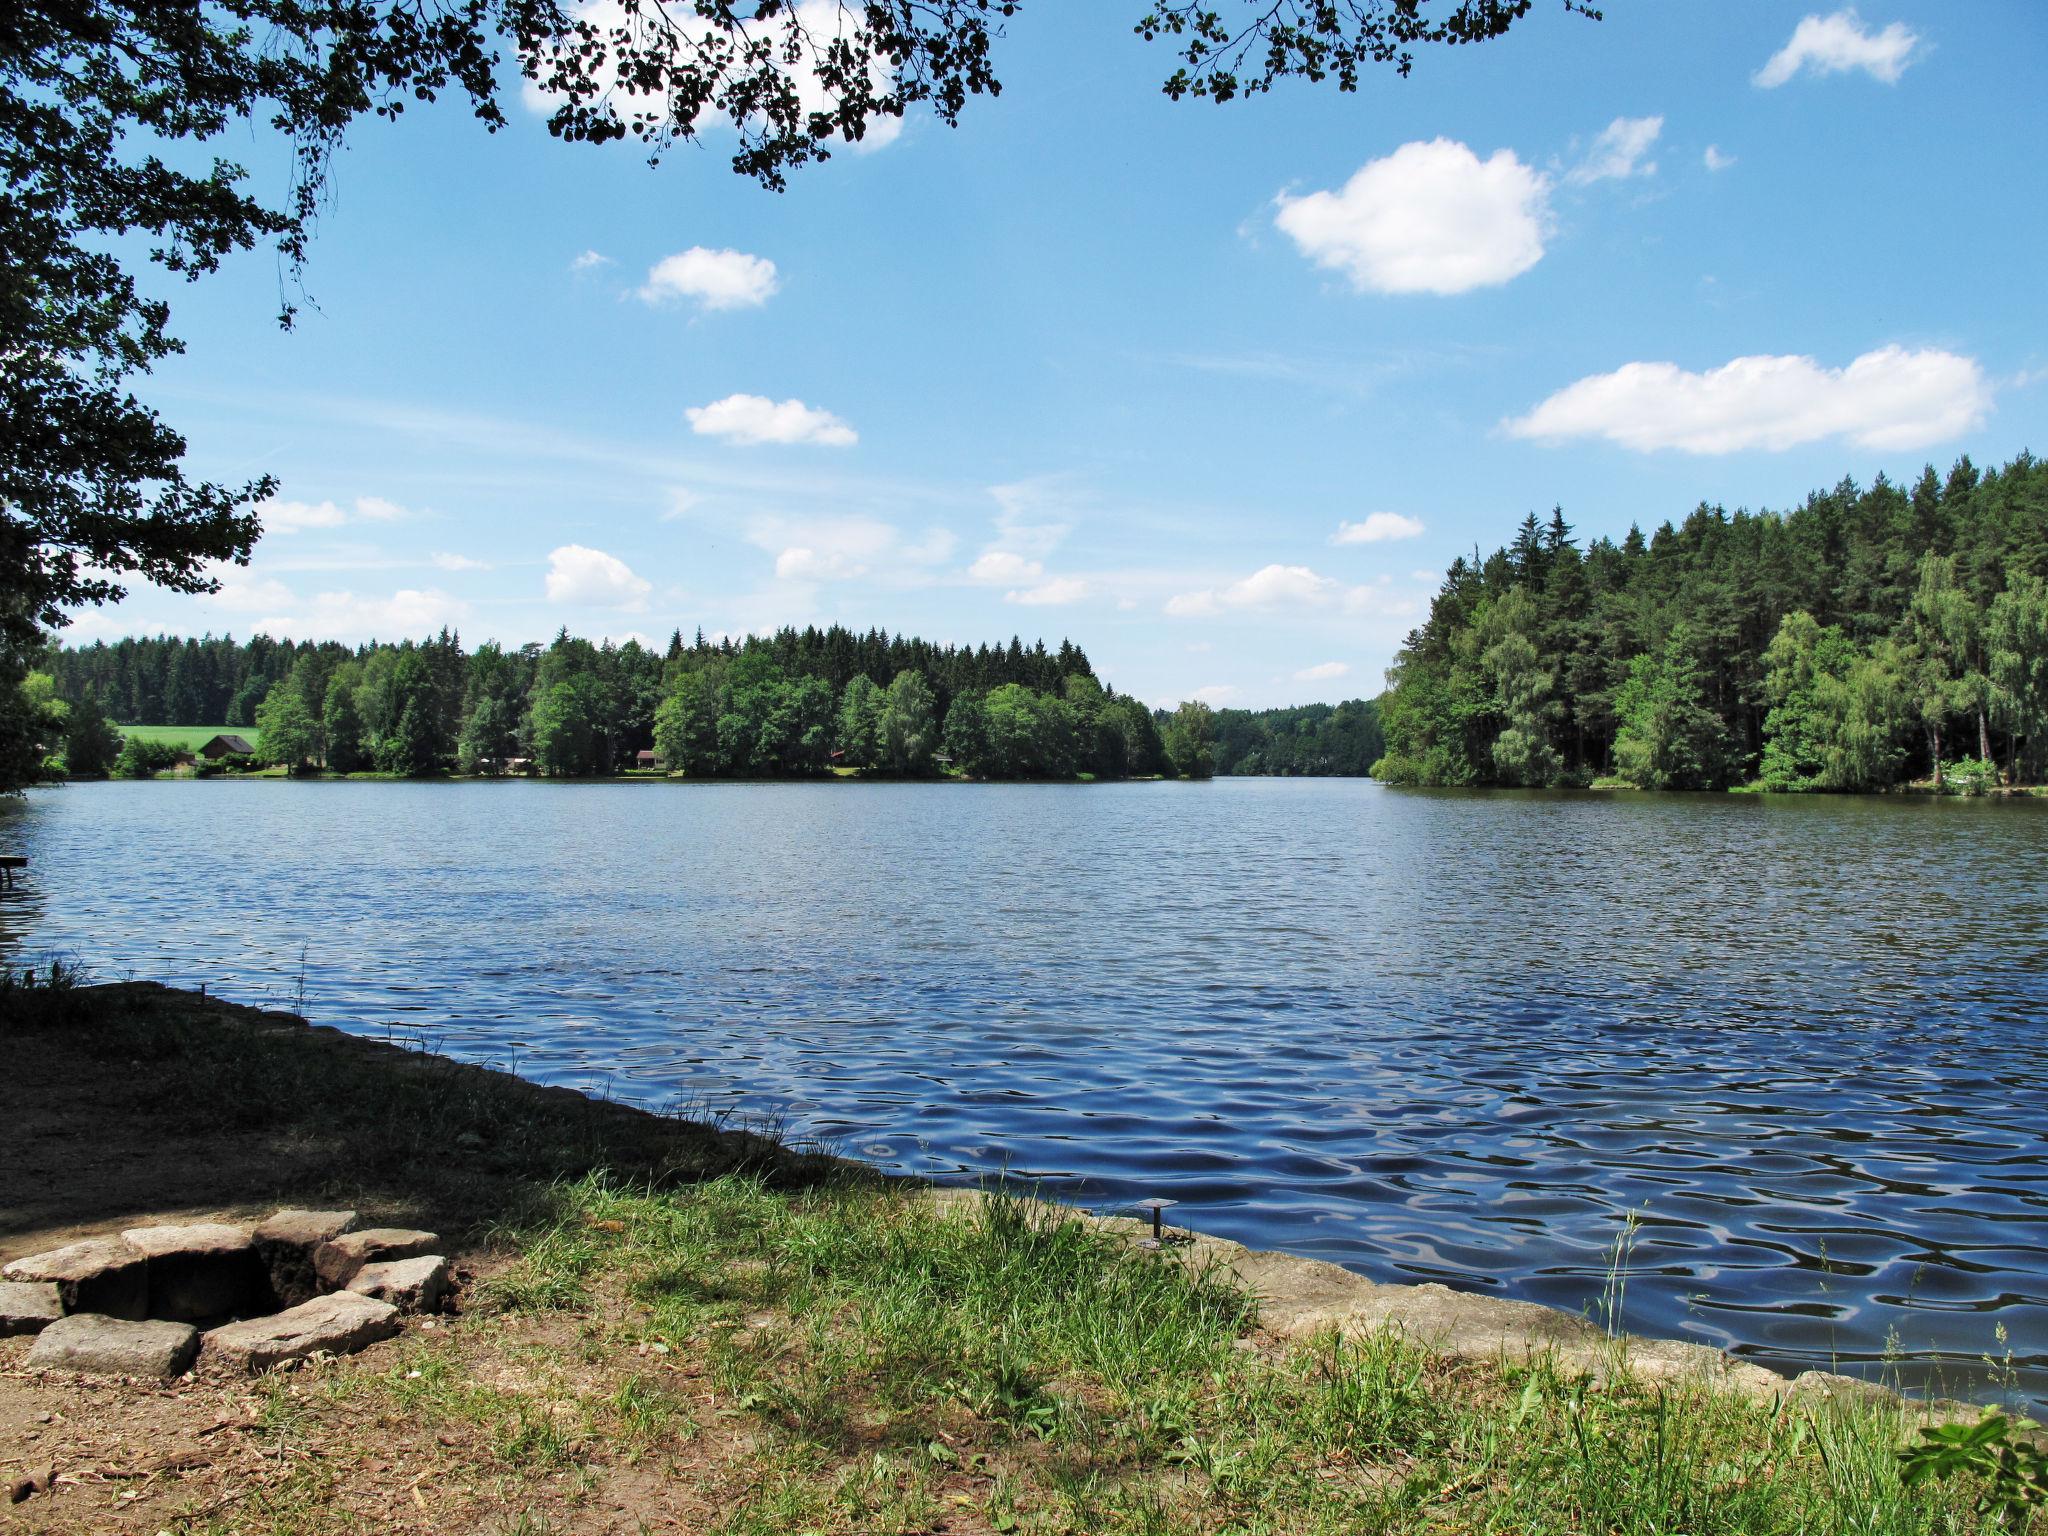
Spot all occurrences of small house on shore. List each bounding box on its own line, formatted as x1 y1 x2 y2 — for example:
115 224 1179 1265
634 749 660 770
198 734 257 760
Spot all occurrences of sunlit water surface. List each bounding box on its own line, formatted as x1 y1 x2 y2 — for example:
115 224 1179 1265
5 779 2045 1404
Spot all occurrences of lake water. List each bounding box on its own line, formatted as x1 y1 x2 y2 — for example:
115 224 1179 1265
4 778 2046 1404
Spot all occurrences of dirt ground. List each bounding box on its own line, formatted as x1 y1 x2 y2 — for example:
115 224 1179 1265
0 983 845 1534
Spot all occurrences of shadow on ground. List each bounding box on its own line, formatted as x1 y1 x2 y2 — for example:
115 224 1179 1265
0 981 847 1261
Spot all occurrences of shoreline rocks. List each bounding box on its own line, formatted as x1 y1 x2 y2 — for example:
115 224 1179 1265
204 1292 400 1373
26 1315 199 1379
0 1281 63 1337
5 1210 445 1380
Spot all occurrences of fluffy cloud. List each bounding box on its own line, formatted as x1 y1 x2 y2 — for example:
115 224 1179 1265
251 588 471 642
1505 345 1990 454
544 544 653 609
1294 661 1350 682
638 247 779 310
1005 577 1090 607
1333 512 1425 545
1167 564 1346 617
968 551 1044 584
1755 10 1920 87
1567 116 1663 185
1275 138 1550 296
686 394 857 447
201 571 298 613
570 249 614 271
1704 145 1737 173
431 552 491 572
752 515 947 583
1191 685 1240 705
259 495 411 535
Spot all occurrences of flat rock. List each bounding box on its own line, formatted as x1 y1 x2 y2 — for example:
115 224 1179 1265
313 1228 439 1288
3 1238 148 1320
346 1255 450 1314
0 1281 63 1336
26 1313 198 1378
204 1291 400 1373
254 1209 358 1308
121 1223 261 1322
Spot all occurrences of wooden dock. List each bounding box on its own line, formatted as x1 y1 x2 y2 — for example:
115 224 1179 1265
0 854 25 890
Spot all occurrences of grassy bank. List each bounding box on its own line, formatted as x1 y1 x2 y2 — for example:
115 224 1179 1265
0 975 2028 1534
113 724 262 751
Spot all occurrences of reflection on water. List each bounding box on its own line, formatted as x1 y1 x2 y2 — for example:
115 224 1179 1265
4 778 2046 1403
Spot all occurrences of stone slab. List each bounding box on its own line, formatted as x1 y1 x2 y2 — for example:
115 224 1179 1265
203 1291 400 1372
346 1255 450 1314
253 1210 358 1308
121 1223 261 1322
26 1313 198 1378
3 1237 148 1320
313 1228 439 1288
0 1280 63 1336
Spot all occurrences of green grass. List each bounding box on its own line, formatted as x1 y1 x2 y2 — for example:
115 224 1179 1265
115 722 262 750
426 1175 2008 1536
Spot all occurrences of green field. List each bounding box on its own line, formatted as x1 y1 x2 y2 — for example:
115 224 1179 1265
115 723 261 750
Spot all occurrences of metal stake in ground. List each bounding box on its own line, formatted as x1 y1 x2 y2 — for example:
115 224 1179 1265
1132 1197 1177 1250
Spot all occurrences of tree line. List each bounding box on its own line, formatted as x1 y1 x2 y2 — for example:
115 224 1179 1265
1373 452 2048 792
39 627 1227 783
1210 700 1384 777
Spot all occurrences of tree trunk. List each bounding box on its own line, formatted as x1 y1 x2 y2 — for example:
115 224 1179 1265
1929 722 1942 787
1979 705 1993 769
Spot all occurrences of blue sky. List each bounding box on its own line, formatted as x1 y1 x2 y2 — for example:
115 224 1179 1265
92 2 2048 709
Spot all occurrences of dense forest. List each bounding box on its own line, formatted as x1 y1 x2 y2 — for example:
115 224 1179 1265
1211 700 1384 776
39 627 1226 782
1374 453 2048 792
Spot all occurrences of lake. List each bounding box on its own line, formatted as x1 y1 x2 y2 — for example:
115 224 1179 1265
4 778 2045 1404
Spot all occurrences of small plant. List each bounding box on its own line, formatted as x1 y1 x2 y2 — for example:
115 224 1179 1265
0 957 90 1028
1937 757 2002 795
1898 1410 2048 1524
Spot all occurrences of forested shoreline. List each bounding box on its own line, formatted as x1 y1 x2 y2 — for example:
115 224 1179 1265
36 627 1221 782
1374 453 2048 793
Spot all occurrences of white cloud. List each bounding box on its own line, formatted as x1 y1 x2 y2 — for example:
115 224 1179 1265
1704 145 1737 172
1191 685 1240 706
1755 10 1920 87
968 551 1044 584
1505 345 1991 454
1168 563 1348 617
1333 512 1426 545
571 249 614 271
1567 116 1663 185
749 514 945 584
253 588 471 643
901 527 958 565
985 478 1077 559
1294 661 1351 682
259 495 412 534
201 571 299 613
431 552 492 572
260 500 347 533
638 247 779 310
1275 138 1550 296
1005 577 1090 607
544 544 653 608
774 547 849 581
686 393 857 447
